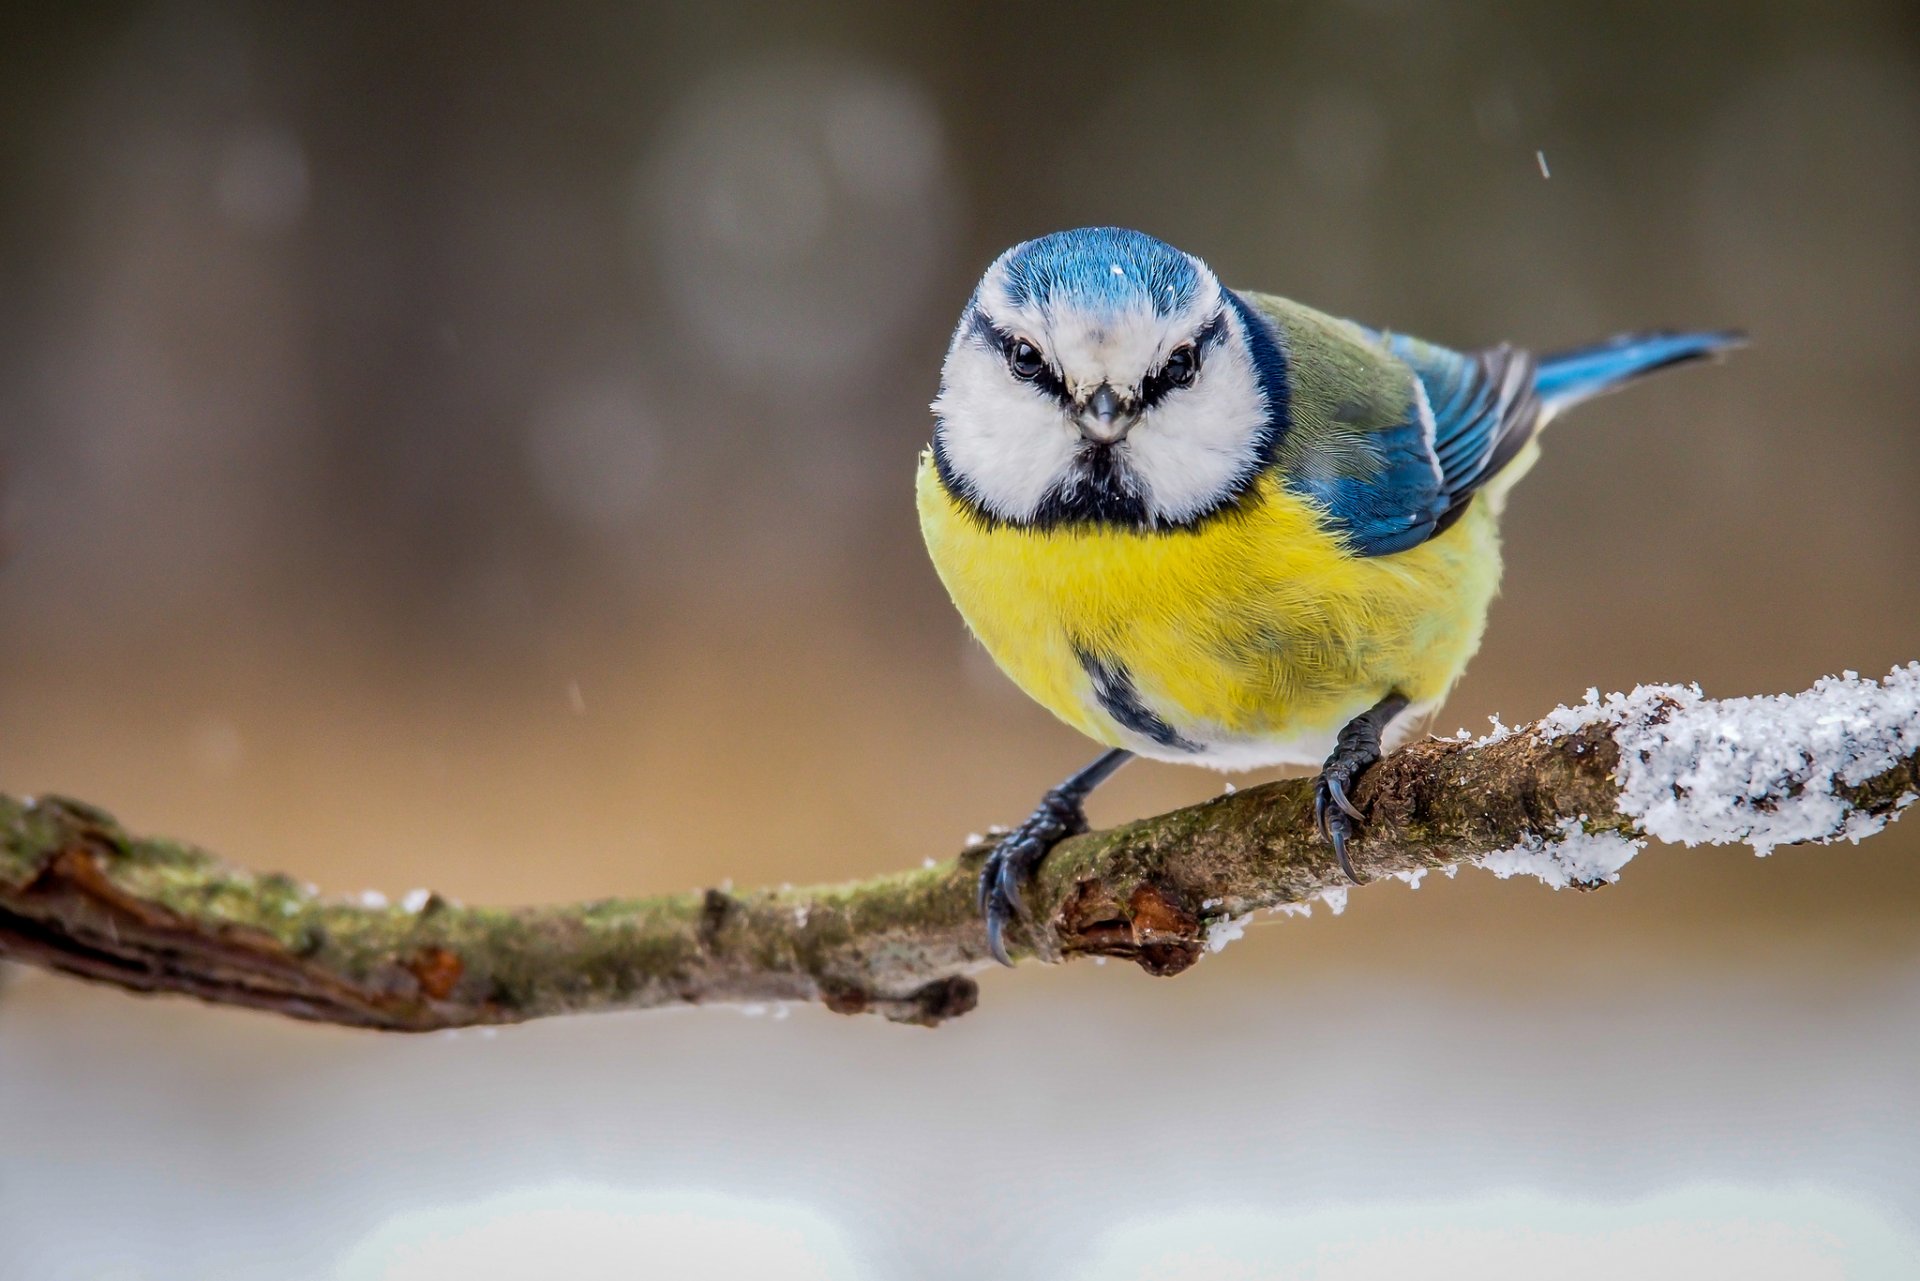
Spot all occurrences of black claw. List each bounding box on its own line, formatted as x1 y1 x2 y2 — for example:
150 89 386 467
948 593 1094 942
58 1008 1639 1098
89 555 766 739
1310 692 1411 886
996 852 1028 924
1312 771 1364 881
985 909 1012 967
1328 817 1360 884
1315 775 1366 884
1324 774 1364 824
979 819 1066 967
976 749 1133 966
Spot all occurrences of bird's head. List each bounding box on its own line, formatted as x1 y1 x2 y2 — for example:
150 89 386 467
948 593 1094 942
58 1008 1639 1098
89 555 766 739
931 227 1275 529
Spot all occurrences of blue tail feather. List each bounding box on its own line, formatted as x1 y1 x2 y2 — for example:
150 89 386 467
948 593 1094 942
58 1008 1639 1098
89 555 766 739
1534 329 1746 408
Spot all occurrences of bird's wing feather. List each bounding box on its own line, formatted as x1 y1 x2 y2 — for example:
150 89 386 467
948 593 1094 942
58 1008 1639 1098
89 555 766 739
1236 291 1541 557
1384 334 1541 532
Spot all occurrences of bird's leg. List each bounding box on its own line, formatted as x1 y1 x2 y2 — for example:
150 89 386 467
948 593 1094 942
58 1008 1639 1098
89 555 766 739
1313 693 1410 884
978 748 1132 966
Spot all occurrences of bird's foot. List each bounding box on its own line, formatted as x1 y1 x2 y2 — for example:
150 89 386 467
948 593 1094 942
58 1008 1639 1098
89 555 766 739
978 788 1089 966
1312 696 1406 883
1312 753 1372 884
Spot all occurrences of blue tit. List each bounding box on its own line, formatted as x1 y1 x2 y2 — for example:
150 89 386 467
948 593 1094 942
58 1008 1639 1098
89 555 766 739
917 226 1742 963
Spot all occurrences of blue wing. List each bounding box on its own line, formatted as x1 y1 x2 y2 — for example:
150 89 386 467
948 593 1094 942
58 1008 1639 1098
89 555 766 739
1242 288 1739 558
1304 327 1739 556
1301 334 1540 557
1389 336 1542 535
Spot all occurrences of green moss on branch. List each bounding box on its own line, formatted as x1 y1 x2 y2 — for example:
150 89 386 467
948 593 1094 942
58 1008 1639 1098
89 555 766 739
3 678 1914 1028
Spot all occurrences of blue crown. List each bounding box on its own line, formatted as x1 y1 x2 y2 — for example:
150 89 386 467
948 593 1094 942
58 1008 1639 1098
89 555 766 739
997 227 1202 318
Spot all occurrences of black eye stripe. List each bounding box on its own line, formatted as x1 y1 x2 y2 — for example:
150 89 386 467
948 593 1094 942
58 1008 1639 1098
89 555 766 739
967 309 1071 407
1194 309 1230 351
964 305 1230 413
964 306 1004 354
1138 311 1228 409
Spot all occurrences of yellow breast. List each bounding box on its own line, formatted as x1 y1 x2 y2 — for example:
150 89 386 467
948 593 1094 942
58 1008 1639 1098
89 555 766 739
916 453 1505 768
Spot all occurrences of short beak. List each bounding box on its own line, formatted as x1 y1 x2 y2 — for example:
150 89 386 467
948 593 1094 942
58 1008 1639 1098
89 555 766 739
1077 384 1138 444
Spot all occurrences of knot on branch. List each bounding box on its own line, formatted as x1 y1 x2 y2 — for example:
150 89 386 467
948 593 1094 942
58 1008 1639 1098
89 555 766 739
1055 878 1203 976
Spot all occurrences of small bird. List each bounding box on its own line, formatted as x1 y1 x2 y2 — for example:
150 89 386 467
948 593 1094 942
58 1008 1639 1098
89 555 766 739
917 227 1741 964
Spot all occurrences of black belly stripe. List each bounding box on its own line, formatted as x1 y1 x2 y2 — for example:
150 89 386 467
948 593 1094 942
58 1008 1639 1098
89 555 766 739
1074 647 1203 753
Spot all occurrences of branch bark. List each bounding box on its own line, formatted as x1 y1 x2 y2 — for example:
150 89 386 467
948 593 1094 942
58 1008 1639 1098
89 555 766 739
4 670 1916 1028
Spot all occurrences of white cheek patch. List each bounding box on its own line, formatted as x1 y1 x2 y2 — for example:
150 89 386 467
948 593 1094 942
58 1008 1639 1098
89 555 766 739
932 339 1077 521
1124 311 1272 524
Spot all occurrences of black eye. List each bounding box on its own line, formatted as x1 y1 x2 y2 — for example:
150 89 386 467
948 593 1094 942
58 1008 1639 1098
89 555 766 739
1008 339 1046 381
1164 344 1198 388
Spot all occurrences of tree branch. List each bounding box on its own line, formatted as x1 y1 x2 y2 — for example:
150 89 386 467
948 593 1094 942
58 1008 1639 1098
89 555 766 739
4 668 1916 1028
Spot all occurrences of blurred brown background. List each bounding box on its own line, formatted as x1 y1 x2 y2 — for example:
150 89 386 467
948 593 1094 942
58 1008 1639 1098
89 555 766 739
2 3 1918 1278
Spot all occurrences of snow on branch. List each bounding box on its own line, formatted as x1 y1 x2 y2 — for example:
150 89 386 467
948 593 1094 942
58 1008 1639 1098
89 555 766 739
2 666 1915 1029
